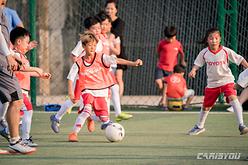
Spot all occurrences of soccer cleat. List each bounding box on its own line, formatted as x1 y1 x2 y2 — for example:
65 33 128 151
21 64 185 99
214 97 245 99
226 106 234 113
0 128 10 142
50 114 60 133
87 117 95 132
101 121 113 130
116 112 133 122
68 132 78 142
9 139 36 154
22 136 38 147
187 125 206 135
239 125 248 135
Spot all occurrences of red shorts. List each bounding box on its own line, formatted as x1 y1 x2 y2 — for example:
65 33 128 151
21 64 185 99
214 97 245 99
81 93 109 118
203 83 236 107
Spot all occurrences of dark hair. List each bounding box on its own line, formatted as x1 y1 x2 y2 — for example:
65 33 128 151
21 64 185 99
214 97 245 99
96 11 112 23
164 26 177 38
10 27 30 44
104 0 118 9
198 27 221 45
173 64 185 73
84 16 100 29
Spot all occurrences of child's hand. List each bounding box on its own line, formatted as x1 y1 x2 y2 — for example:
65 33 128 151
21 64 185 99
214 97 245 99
69 93 77 104
188 69 196 78
134 59 143 66
41 72 51 79
28 40 38 51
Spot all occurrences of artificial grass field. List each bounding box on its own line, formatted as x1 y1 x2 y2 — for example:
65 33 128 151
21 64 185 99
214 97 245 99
0 108 248 165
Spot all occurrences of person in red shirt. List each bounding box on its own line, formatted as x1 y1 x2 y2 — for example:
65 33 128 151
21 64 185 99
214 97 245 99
155 26 186 108
165 64 194 110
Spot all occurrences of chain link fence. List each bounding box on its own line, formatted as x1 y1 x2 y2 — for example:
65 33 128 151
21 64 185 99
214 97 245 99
6 0 248 106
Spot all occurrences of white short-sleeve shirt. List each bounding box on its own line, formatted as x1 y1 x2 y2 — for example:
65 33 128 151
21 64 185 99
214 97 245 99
194 46 244 88
237 68 248 88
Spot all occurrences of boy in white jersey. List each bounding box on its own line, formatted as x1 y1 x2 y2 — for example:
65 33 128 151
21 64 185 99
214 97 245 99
226 68 248 112
68 31 142 142
96 11 132 122
187 28 248 135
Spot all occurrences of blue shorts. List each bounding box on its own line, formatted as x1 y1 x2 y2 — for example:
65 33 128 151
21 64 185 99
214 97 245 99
154 67 172 80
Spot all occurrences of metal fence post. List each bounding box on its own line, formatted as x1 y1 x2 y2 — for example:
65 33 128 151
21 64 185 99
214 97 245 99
29 0 37 106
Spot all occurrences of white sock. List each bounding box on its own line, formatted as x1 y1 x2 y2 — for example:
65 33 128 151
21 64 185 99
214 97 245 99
21 110 33 140
55 99 74 120
111 84 122 116
9 136 20 144
230 99 244 126
72 112 90 134
197 108 209 128
0 102 9 121
91 114 101 122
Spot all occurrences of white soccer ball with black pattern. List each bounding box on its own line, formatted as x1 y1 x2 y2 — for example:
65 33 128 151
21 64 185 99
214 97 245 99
105 123 125 142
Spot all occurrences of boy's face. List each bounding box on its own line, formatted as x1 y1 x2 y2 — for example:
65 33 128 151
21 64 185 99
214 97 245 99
101 19 111 34
83 40 97 56
16 35 30 54
89 23 101 39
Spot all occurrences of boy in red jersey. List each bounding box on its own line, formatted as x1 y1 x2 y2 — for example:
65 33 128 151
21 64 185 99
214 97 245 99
165 64 194 110
155 26 186 109
11 27 51 146
68 31 142 142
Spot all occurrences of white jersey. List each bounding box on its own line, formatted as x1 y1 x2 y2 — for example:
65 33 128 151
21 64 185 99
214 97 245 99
237 68 248 88
67 54 117 97
194 46 244 88
71 40 103 57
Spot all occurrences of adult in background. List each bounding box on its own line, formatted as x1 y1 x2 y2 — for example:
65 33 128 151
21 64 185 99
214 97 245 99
0 0 35 154
105 0 127 97
1 0 23 32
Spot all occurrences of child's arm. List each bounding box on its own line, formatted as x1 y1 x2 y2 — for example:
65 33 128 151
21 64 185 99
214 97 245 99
116 58 143 67
240 59 248 69
188 65 200 78
20 66 51 79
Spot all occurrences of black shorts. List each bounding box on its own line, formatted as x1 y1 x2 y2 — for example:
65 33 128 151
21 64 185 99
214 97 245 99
154 66 173 80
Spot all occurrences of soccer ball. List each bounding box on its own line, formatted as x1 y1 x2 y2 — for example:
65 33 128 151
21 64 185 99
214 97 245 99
105 123 125 142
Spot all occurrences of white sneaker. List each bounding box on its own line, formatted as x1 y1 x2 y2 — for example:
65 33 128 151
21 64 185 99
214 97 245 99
226 106 234 113
9 139 36 154
188 125 206 135
22 136 38 147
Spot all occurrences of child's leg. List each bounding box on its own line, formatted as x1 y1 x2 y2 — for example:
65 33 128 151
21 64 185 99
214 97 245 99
184 89 195 107
21 110 33 140
239 87 248 105
0 102 8 128
110 84 121 117
229 96 244 126
55 99 75 121
197 107 211 128
72 104 92 134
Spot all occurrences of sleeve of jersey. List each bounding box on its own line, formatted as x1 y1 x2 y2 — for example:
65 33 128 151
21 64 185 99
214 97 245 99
226 48 244 65
67 63 78 81
194 50 206 67
71 41 84 57
102 54 117 66
237 68 248 88
11 10 23 26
